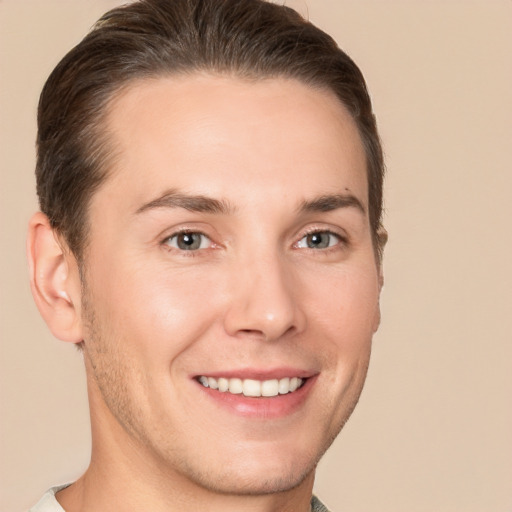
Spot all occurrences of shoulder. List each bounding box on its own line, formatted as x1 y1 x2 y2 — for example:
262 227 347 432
29 484 70 512
311 494 333 512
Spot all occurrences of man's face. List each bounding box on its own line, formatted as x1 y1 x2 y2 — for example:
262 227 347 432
79 74 382 495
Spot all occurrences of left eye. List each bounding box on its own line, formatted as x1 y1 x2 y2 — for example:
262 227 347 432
164 232 212 251
296 231 340 249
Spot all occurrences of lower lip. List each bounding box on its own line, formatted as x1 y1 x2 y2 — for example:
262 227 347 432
196 376 316 419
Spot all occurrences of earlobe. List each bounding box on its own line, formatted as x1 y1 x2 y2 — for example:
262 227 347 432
27 212 83 343
376 225 388 269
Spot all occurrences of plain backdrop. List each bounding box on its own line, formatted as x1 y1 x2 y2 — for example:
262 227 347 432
1 1 511 511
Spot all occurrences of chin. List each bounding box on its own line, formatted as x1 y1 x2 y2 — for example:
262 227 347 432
188 459 316 496
171 436 326 497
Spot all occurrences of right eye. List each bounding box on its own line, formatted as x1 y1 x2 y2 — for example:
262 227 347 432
295 230 342 250
164 232 212 251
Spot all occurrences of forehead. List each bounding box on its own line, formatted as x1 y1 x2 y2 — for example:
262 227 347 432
98 73 368 212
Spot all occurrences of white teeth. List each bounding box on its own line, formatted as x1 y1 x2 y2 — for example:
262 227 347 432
289 377 300 392
243 379 261 397
261 379 279 397
228 378 243 394
278 377 290 394
198 376 304 397
218 377 229 392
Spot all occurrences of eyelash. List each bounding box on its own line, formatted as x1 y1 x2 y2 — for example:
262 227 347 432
160 227 348 255
294 228 348 252
161 229 214 256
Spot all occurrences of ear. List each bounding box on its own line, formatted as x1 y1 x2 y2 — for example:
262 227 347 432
27 212 83 343
373 225 388 332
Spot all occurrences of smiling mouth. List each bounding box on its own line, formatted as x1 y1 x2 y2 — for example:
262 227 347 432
196 376 306 397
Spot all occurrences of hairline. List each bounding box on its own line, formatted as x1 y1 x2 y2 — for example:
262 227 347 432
73 69 381 265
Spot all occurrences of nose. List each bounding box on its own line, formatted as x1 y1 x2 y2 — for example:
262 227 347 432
223 253 306 342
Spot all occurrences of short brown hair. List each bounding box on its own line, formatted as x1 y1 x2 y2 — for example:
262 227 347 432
36 0 384 260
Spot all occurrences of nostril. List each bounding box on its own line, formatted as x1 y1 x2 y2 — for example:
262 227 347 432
236 325 296 341
238 328 267 339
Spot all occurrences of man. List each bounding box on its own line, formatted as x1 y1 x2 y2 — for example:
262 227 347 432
27 0 386 510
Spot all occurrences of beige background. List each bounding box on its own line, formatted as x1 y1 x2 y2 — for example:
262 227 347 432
1 1 511 511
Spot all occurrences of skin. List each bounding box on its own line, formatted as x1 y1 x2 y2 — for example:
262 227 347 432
28 74 383 512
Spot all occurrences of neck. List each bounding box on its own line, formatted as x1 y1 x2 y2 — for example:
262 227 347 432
58 471 315 512
58 456 315 512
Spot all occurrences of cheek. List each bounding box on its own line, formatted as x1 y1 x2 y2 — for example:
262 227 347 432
304 263 380 341
90 260 226 362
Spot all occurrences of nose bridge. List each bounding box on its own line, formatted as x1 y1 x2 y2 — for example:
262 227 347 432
223 247 304 341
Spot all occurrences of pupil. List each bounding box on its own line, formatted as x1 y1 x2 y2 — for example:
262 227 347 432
178 233 200 250
308 233 328 249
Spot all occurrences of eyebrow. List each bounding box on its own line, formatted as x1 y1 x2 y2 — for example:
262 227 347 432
135 190 365 217
135 190 235 215
298 193 366 215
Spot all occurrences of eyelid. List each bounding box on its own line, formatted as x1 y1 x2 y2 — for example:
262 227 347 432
157 223 348 253
299 225 348 241
160 227 219 253
294 226 349 250
166 231 211 248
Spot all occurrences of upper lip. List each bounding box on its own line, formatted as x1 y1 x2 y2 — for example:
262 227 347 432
193 367 316 381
